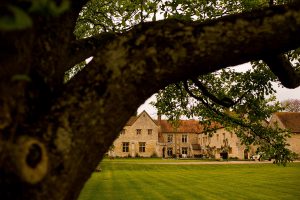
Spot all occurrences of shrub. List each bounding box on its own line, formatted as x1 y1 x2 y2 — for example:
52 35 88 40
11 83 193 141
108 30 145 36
151 152 158 158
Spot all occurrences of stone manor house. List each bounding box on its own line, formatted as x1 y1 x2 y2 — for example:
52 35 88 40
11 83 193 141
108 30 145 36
108 111 300 159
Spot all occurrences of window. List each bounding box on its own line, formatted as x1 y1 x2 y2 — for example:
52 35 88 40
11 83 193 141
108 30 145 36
182 147 188 155
217 134 219 141
182 135 188 143
120 129 125 135
167 148 173 156
139 142 146 152
136 129 141 135
122 142 129 152
167 134 173 142
148 129 152 135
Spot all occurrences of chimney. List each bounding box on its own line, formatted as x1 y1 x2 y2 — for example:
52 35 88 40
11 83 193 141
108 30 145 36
157 112 161 125
157 112 163 143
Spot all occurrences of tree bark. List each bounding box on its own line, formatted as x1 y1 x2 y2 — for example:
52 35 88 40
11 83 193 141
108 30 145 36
1 1 300 200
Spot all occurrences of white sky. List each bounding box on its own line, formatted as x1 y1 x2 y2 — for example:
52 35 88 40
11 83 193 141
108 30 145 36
137 63 300 118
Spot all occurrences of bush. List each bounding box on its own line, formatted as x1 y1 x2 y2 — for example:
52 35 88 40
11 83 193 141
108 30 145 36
150 152 158 158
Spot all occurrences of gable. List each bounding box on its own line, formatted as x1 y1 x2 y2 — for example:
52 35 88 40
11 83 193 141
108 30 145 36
130 111 158 128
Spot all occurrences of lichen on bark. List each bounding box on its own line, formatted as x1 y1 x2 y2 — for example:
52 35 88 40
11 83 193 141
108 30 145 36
0 1 300 200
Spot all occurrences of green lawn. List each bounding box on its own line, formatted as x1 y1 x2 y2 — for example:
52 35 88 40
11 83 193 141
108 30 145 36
78 159 300 200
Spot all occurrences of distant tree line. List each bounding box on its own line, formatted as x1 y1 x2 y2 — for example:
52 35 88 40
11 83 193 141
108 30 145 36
281 99 300 112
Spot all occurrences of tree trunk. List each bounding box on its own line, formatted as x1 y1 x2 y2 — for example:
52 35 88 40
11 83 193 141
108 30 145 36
0 2 300 200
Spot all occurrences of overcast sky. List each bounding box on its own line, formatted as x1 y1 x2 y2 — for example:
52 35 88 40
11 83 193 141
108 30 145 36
137 63 300 117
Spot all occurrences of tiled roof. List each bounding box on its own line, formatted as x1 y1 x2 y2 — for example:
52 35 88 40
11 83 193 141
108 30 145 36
158 120 203 133
126 111 223 134
275 112 300 133
126 116 138 126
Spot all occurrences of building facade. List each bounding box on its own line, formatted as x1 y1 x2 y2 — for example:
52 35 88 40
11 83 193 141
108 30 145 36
198 127 247 159
111 111 159 157
158 119 201 158
269 112 300 158
109 111 248 159
108 111 299 159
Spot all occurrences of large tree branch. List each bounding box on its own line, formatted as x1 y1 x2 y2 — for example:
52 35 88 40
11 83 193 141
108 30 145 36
67 32 117 68
28 2 300 198
190 78 235 108
71 1 300 88
263 54 300 88
2 2 300 200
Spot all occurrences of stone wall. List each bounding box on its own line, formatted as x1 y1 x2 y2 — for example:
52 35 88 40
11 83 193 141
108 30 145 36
198 128 247 159
110 112 159 157
160 132 198 158
269 113 300 158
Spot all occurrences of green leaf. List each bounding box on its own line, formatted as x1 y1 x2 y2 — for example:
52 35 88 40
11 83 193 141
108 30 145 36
30 0 70 16
0 6 32 31
48 0 70 16
11 74 31 82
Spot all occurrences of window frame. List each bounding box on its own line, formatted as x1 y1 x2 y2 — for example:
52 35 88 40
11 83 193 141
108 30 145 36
182 147 188 155
122 142 129 152
139 142 146 153
136 129 142 135
167 134 173 143
182 134 188 143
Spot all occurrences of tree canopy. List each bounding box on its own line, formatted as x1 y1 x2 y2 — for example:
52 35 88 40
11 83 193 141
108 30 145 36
1 0 300 199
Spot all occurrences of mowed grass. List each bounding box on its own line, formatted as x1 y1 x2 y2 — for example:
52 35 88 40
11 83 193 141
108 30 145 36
78 159 300 200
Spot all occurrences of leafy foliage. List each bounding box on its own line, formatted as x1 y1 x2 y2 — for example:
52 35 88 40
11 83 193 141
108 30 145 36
0 0 70 31
0 5 32 30
29 0 70 16
153 60 297 164
73 0 300 164
74 0 293 38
